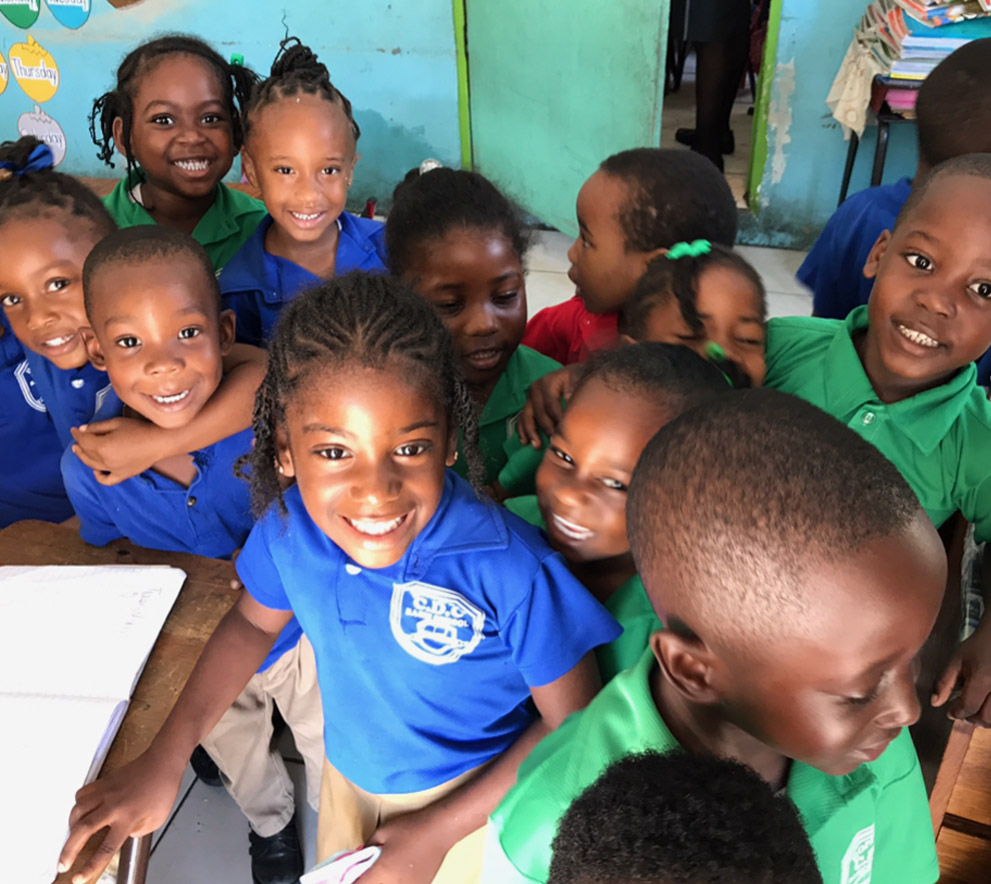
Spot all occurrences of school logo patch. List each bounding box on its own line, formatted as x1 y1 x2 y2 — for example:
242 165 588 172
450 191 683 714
14 359 46 412
840 824 875 884
390 581 485 665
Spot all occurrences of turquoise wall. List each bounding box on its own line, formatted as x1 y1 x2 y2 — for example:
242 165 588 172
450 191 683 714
0 0 462 207
741 0 918 249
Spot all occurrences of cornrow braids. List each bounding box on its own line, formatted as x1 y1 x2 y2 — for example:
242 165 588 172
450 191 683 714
244 37 360 143
90 34 258 181
239 271 482 517
0 136 116 236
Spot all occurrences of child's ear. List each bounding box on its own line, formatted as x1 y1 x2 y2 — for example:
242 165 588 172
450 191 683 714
274 426 296 479
863 230 892 281
111 117 130 160
651 629 721 705
81 327 107 372
347 153 360 189
241 147 257 188
445 428 459 468
217 309 237 357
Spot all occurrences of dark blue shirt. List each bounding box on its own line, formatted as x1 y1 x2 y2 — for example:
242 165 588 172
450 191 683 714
219 213 388 347
0 316 74 526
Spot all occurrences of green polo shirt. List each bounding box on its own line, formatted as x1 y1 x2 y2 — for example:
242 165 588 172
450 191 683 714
766 306 991 542
505 495 660 681
485 649 938 884
103 174 267 272
454 345 560 489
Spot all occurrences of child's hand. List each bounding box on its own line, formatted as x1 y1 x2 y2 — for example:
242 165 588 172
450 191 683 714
362 806 459 884
518 365 580 447
932 620 991 726
71 418 166 485
58 749 186 883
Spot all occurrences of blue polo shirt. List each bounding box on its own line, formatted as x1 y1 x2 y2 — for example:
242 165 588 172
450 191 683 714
60 426 301 671
0 317 74 527
219 213 388 346
24 351 120 447
237 471 621 794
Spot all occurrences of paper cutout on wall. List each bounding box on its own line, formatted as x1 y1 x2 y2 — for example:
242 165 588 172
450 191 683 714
0 0 41 28
18 105 67 165
104 0 144 7
0 51 8 98
45 0 91 29
9 36 59 103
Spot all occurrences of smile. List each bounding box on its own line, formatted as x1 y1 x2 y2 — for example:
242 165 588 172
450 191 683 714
151 389 191 405
344 514 408 536
42 333 75 348
290 210 325 222
550 513 593 541
464 347 503 366
172 158 211 173
896 323 941 349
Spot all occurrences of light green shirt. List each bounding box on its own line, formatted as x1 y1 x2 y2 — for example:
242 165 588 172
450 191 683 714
766 306 991 542
103 174 267 273
485 649 939 884
505 495 659 681
454 345 560 489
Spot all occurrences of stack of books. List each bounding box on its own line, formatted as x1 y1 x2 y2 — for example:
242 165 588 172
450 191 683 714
895 0 991 28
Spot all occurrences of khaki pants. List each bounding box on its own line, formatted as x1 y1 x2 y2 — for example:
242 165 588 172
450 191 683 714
200 635 324 837
317 756 485 884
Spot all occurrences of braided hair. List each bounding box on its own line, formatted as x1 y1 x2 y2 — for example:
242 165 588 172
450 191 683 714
90 35 258 180
0 136 115 236
243 37 360 143
241 272 482 517
619 245 766 388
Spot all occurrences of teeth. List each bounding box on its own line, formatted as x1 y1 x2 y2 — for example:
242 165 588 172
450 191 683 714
551 513 593 541
897 323 940 348
152 389 190 404
43 334 73 347
174 159 209 172
291 211 323 221
346 515 405 536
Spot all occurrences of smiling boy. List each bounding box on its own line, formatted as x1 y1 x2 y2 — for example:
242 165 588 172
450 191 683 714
765 153 991 725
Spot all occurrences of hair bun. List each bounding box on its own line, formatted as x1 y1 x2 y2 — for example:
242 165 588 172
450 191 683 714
0 136 54 181
271 36 329 82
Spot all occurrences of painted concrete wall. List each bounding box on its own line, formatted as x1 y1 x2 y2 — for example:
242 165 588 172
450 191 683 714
741 0 918 249
0 0 461 207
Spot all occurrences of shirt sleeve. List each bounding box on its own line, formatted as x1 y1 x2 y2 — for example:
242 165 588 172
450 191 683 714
236 512 294 611
501 549 621 687
59 448 123 547
522 302 577 364
497 435 545 497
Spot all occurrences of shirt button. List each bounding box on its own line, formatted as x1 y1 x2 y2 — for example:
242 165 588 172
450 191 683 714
862 412 875 425
187 496 197 507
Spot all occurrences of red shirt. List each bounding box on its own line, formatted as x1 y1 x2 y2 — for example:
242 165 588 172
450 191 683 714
522 295 619 365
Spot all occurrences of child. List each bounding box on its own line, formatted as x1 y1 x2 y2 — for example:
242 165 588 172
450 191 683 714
547 752 823 884
59 274 620 884
220 37 387 347
0 136 265 485
483 390 946 884
522 148 738 366
91 35 266 272
765 154 991 727
507 343 728 681
619 241 767 387
62 226 321 884
387 166 559 492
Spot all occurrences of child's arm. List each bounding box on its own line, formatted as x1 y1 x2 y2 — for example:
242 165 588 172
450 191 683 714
57 594 292 883
69 344 266 485
516 364 581 448
361 653 601 884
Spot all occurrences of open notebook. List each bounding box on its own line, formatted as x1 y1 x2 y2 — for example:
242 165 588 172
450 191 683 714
0 565 186 884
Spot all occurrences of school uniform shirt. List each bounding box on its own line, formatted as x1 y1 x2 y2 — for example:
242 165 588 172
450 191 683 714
237 470 621 795
484 648 939 884
765 306 991 543
25 351 120 448
60 425 301 671
506 495 659 682
218 213 388 347
521 295 619 366
453 345 561 491
103 174 267 273
0 317 74 526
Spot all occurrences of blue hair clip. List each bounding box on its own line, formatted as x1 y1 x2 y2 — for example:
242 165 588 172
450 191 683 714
0 143 55 181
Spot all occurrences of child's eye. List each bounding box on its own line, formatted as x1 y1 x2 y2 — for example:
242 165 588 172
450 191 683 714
550 445 574 466
396 442 429 457
434 301 462 316
201 113 224 125
116 336 140 349
676 332 704 343
968 281 991 299
274 166 293 175
580 235 592 249
322 166 341 176
150 114 174 126
178 327 201 340
737 336 765 347
843 686 880 708
0 293 21 308
46 278 71 293
905 253 932 271
316 446 350 461
493 291 519 306
600 477 627 491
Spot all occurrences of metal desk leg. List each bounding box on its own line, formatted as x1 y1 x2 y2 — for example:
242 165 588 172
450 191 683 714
117 835 151 884
839 130 859 206
871 119 890 187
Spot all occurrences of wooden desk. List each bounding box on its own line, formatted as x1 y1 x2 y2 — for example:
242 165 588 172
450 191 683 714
0 521 240 884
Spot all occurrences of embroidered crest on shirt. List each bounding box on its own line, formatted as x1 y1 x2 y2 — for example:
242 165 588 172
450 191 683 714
840 824 875 884
389 581 485 665
14 359 46 412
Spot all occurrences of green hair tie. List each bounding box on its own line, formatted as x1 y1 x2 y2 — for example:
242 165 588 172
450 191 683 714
666 239 711 260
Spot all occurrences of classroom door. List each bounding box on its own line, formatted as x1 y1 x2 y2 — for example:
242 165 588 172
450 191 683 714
464 0 670 236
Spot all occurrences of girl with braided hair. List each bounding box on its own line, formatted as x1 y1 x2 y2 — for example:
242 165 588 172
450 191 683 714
61 272 619 884
91 34 266 271
220 37 388 347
